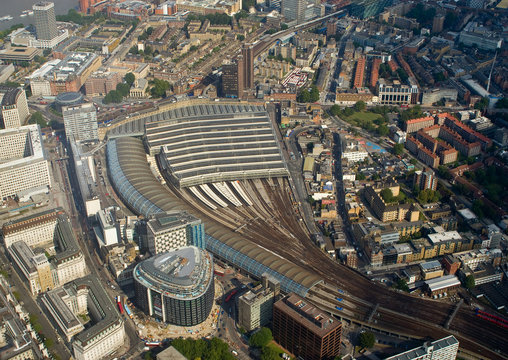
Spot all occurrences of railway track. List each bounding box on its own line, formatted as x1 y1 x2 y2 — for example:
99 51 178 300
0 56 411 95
159 174 507 359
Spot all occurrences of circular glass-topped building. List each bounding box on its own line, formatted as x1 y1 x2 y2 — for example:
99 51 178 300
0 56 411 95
133 246 214 326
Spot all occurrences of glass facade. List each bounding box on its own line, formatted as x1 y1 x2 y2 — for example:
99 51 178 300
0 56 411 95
206 234 311 297
108 138 319 301
107 140 165 217
134 268 215 326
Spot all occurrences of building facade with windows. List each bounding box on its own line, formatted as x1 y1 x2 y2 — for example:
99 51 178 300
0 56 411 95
63 103 98 142
0 87 29 129
133 247 214 326
273 293 341 360
146 211 204 255
0 125 51 200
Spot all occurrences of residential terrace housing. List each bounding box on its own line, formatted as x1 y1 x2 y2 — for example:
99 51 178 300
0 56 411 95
364 183 419 223
404 114 489 167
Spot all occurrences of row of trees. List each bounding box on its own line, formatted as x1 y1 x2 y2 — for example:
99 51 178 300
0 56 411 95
330 102 390 137
170 337 236 360
56 9 104 25
186 13 232 26
103 73 135 104
297 85 320 103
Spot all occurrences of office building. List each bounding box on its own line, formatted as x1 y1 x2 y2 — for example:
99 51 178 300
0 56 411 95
413 168 437 191
386 335 458 360
70 277 125 360
133 247 214 326
0 87 29 129
63 103 98 142
241 44 254 90
40 286 86 341
238 274 280 331
0 125 51 200
3 209 87 292
28 53 102 96
459 22 501 51
8 241 55 295
350 0 393 19
432 14 445 33
85 71 122 96
96 207 120 247
378 79 418 105
282 0 305 24
222 60 241 98
33 2 58 41
273 293 341 360
146 211 205 255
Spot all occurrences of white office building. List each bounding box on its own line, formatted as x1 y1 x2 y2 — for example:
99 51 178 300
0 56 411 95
386 335 459 360
0 87 29 129
146 211 205 255
63 103 98 142
95 208 120 247
0 125 51 200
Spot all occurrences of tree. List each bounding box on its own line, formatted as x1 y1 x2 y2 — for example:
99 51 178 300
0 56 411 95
393 143 404 156
356 172 366 180
29 112 47 127
359 331 375 349
495 97 508 109
249 327 273 348
474 97 489 112
377 124 389 136
237 34 245 41
380 188 394 203
125 73 135 86
309 85 320 102
330 104 341 116
260 346 279 360
103 90 123 104
116 83 130 97
149 79 171 98
281 23 288 30
396 68 409 82
353 100 366 112
465 275 475 290
394 278 410 292
297 89 311 103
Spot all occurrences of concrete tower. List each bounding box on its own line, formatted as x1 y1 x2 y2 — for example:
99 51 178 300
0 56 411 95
33 2 58 41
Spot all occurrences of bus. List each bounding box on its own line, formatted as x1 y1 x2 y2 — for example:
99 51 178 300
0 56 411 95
225 289 237 302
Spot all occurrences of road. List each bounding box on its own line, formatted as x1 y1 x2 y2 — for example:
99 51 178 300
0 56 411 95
0 248 72 359
61 137 144 358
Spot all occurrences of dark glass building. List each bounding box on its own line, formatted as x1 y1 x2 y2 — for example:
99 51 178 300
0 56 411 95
133 246 214 326
273 293 342 360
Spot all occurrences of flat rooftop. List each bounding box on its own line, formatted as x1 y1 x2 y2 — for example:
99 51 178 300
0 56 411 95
275 293 340 337
147 211 201 234
134 246 213 300
145 103 288 187
0 125 45 171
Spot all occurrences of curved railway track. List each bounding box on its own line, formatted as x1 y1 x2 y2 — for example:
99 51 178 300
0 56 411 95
161 176 508 359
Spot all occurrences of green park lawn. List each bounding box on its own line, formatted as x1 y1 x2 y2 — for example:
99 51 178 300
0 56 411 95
266 341 293 359
345 111 382 122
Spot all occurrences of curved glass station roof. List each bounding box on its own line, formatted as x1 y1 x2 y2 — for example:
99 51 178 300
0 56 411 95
107 137 322 296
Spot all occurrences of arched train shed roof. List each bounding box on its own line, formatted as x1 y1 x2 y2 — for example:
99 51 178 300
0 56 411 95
107 137 322 296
